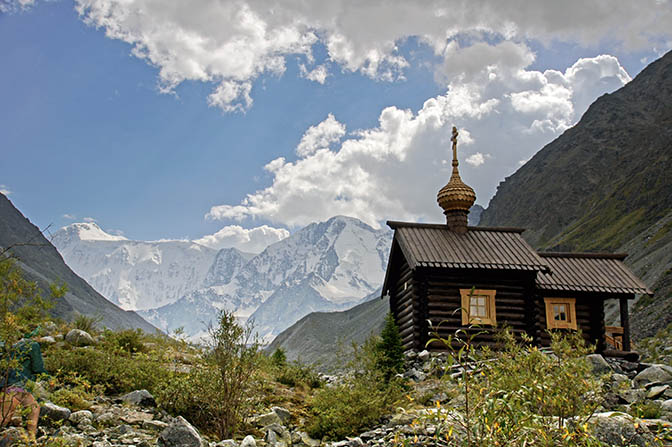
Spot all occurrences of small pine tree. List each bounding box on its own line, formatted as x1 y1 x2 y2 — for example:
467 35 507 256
271 347 287 368
376 313 405 381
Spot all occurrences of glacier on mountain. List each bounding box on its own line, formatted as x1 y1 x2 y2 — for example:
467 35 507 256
53 217 392 342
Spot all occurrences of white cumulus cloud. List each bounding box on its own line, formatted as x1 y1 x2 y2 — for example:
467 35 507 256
207 53 632 228
194 224 289 253
296 114 346 157
73 0 671 111
465 153 490 167
299 63 329 84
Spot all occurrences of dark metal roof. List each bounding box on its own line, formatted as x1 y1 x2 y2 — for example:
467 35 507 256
536 252 653 295
387 221 550 272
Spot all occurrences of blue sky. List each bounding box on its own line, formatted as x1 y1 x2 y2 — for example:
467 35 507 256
2 0 671 252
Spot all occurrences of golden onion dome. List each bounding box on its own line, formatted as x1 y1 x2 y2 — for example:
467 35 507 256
437 127 476 213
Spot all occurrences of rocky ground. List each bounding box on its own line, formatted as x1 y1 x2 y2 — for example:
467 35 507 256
3 341 672 447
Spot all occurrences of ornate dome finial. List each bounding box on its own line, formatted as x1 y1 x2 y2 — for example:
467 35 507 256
437 126 476 233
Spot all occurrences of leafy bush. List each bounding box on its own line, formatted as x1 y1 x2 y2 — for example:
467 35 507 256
101 328 146 354
156 310 260 439
45 344 169 395
47 373 100 411
415 326 606 446
630 401 662 419
306 337 405 440
275 361 322 389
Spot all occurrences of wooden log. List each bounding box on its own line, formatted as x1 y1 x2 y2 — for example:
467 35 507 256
399 324 417 339
396 304 414 321
602 349 639 362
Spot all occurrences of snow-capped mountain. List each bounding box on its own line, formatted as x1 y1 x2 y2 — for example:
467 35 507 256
52 223 219 311
53 217 392 342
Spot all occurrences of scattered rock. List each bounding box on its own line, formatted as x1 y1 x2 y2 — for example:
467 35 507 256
295 431 320 447
121 409 154 425
142 420 169 431
240 435 256 447
404 368 426 382
69 410 93 426
214 441 238 447
618 389 646 404
647 384 669 399
640 418 672 432
610 373 631 389
662 399 672 412
65 329 95 347
586 354 611 375
589 412 655 447
157 416 204 447
633 365 672 388
0 427 24 447
251 411 282 428
417 350 430 361
35 336 56 345
120 389 157 408
40 402 72 424
95 412 119 426
387 413 415 427
271 406 291 425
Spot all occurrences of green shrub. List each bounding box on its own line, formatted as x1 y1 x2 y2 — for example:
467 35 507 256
416 326 606 446
630 401 662 419
157 310 261 439
102 328 146 354
155 363 228 434
45 345 169 395
72 314 102 333
306 337 405 440
275 361 323 389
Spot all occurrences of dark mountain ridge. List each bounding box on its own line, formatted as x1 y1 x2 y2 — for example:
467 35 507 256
480 51 672 339
0 193 156 332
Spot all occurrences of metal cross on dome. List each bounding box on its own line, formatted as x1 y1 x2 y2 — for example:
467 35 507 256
451 126 459 166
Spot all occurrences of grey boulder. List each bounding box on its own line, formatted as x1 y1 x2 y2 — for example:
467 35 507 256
158 416 205 447
120 389 156 407
40 402 72 424
589 412 654 447
65 329 95 347
586 354 611 375
633 365 672 388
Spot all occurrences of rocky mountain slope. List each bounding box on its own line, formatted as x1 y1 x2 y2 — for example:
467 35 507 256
267 291 388 370
0 193 156 332
55 216 392 342
479 51 672 338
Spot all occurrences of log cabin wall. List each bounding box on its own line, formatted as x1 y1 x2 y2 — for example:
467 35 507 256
388 246 422 351
533 291 610 351
420 268 537 351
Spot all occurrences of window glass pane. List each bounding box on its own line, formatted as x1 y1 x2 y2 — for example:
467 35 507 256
470 296 488 317
553 304 567 321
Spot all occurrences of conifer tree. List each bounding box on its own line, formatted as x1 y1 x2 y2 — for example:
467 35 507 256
376 312 404 381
